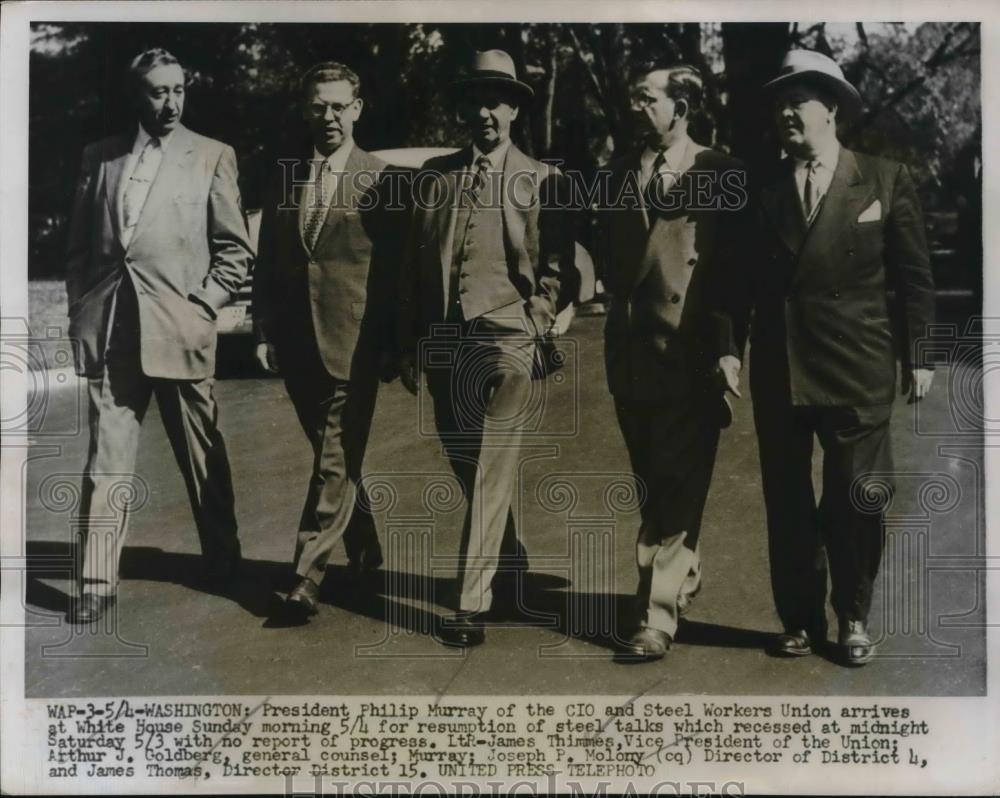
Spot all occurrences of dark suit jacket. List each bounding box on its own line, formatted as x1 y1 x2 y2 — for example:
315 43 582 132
600 143 747 400
253 145 404 382
398 144 575 354
728 147 935 407
65 124 252 379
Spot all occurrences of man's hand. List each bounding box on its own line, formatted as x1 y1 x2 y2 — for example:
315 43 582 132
904 367 935 403
255 342 279 375
399 354 420 396
717 355 742 398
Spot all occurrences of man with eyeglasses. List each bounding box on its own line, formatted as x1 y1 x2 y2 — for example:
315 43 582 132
253 61 403 621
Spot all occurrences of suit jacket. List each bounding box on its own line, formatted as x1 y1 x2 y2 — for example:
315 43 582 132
253 145 403 382
728 147 935 407
398 144 574 354
600 143 747 400
65 124 252 379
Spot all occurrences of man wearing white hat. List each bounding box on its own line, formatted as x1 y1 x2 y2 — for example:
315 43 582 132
718 50 936 665
398 50 575 648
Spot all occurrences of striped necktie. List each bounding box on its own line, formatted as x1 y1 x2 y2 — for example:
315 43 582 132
803 160 821 222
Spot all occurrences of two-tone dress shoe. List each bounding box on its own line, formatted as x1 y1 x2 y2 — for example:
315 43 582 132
68 593 116 625
769 627 826 658
438 612 487 648
616 627 671 663
839 619 875 666
286 577 320 619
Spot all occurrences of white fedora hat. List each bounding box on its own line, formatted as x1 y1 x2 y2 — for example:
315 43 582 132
763 49 862 119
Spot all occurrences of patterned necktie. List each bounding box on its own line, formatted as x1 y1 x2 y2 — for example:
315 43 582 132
470 154 491 198
303 159 330 252
803 160 820 222
121 136 161 245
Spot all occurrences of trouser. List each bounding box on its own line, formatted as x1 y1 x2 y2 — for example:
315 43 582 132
614 392 720 638
279 330 381 587
425 329 534 614
78 280 238 597
753 398 894 631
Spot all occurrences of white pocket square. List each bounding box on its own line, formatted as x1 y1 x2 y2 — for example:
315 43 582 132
857 200 882 223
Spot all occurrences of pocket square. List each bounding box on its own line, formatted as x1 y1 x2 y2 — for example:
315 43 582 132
857 200 882 223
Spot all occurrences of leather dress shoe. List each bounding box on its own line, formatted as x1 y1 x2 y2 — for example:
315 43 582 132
769 625 828 657
617 627 671 663
69 593 116 625
286 577 320 618
839 619 875 666
438 612 486 648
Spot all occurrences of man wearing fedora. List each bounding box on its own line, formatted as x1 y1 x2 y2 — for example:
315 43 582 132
398 49 575 648
718 50 935 665
253 61 400 621
599 63 748 662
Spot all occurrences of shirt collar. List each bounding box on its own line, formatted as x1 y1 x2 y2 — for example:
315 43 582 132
641 134 690 176
134 122 174 153
472 140 511 171
313 138 354 172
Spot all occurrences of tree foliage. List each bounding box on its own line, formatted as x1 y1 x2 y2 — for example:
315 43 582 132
28 21 979 277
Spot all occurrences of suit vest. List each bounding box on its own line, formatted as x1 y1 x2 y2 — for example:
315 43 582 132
448 174 517 322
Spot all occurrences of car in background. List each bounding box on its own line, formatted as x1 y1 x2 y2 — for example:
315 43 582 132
217 147 596 358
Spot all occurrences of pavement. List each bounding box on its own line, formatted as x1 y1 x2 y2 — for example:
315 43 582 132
21 314 986 697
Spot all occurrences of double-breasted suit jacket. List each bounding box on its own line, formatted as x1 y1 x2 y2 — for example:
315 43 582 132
725 147 935 632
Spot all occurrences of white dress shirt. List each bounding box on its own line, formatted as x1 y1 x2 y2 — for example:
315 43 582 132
639 136 690 192
118 124 173 247
303 138 355 217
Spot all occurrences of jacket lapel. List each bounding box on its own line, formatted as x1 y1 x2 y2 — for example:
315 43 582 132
128 124 196 251
311 145 373 253
435 149 469 285
760 157 808 257
501 144 535 266
796 148 870 269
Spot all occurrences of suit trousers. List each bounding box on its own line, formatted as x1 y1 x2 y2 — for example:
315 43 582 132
425 327 533 614
753 397 894 631
614 391 720 637
280 320 381 586
78 278 238 596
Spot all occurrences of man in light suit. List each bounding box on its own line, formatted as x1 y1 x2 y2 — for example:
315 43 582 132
253 62 400 620
599 64 747 662
65 49 253 623
719 50 935 665
399 50 574 648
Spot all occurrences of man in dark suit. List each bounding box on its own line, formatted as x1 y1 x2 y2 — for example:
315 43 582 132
719 50 935 665
398 50 574 648
253 62 400 620
599 64 747 662
65 49 253 623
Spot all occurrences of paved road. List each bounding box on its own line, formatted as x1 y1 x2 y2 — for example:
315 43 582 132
22 315 985 697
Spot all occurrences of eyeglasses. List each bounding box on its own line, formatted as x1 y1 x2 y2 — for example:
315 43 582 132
306 100 358 118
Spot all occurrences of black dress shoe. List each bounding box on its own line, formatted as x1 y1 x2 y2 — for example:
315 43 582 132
616 627 671 663
68 593 116 625
438 612 486 648
769 626 826 657
286 577 320 618
839 619 875 666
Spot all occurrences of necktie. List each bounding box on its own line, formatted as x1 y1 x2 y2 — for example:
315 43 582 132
803 160 820 222
470 154 491 198
303 159 330 251
121 137 161 246
644 149 667 211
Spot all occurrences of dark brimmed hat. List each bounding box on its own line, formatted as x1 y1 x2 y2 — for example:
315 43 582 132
763 49 862 119
452 49 534 102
